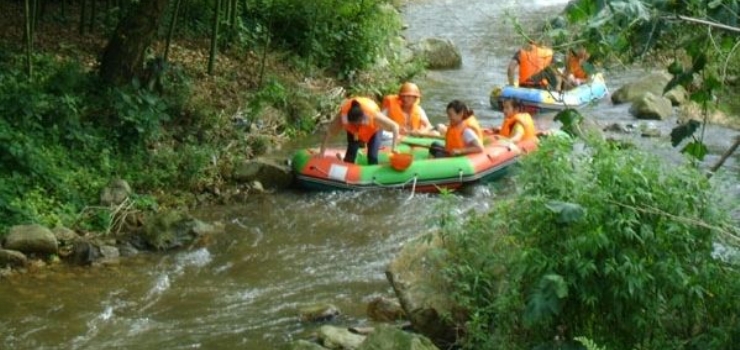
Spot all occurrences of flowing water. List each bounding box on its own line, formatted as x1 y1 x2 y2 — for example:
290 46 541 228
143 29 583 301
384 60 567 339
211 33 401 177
2 1 738 349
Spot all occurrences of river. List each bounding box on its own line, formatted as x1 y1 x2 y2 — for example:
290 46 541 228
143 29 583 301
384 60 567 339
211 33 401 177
2 1 738 349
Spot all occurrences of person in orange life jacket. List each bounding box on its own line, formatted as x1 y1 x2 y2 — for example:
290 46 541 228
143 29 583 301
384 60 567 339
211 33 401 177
381 82 433 135
507 40 562 91
429 100 484 158
563 47 591 90
317 97 399 165
497 98 537 143
435 109 484 141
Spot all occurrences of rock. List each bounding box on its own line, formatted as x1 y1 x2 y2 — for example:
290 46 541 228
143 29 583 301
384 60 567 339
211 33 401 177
142 212 223 251
367 297 406 322
640 122 661 137
0 249 28 267
99 245 120 259
3 224 58 255
100 179 132 206
233 157 294 189
611 71 672 104
299 303 341 323
386 234 463 348
319 325 365 349
678 101 740 130
70 238 101 265
664 85 688 106
358 324 440 350
603 122 632 134
410 38 462 70
287 340 328 350
52 226 78 246
250 180 265 193
117 241 139 257
629 92 673 120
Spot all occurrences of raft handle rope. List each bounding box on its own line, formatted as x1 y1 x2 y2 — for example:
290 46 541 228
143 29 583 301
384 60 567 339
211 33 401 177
458 169 463 183
407 175 418 201
371 174 420 198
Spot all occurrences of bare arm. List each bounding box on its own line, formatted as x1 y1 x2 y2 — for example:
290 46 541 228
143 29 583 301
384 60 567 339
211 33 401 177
507 59 519 86
373 111 399 152
317 113 343 157
451 129 484 156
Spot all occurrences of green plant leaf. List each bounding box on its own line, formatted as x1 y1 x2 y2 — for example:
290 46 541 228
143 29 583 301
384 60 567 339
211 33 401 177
524 274 568 326
667 60 683 75
545 200 586 224
681 140 708 160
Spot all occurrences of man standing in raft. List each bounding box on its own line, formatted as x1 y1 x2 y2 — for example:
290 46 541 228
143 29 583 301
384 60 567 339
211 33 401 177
381 82 433 135
318 97 399 165
507 39 561 91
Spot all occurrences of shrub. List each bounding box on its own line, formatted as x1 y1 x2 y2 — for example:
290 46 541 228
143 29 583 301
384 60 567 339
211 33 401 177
441 137 740 349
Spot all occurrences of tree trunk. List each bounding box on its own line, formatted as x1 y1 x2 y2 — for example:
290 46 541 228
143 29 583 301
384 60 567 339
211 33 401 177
99 0 171 86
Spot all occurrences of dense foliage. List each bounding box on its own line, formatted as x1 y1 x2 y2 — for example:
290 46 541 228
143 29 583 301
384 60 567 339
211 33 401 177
0 0 412 234
440 137 740 349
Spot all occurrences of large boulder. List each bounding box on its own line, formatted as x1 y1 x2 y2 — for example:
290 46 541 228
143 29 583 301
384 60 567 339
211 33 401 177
318 325 365 349
358 324 439 350
100 179 132 206
611 71 672 104
142 211 224 251
410 38 462 70
286 340 327 350
367 296 406 322
233 157 294 189
664 84 688 106
0 249 28 267
3 224 58 255
629 92 674 120
386 234 463 348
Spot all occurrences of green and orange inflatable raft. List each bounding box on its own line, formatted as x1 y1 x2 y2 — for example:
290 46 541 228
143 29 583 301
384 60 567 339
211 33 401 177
290 132 539 192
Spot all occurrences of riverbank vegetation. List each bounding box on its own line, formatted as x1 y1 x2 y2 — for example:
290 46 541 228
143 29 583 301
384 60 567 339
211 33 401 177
436 0 740 348
439 137 740 349
0 0 421 235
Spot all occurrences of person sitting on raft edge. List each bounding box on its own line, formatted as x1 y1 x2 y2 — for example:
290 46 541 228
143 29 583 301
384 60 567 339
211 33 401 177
429 100 484 158
381 82 434 135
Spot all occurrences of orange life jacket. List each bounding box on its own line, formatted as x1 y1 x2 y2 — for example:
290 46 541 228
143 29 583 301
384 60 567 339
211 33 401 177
445 122 472 153
340 97 380 143
382 95 423 132
519 45 553 86
464 115 484 141
566 52 588 80
500 112 537 141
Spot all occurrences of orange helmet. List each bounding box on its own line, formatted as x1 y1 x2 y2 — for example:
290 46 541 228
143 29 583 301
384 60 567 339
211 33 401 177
398 82 421 97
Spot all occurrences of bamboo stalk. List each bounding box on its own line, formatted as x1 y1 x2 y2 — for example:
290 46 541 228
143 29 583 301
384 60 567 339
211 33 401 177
79 0 86 34
30 0 38 36
89 0 96 32
208 0 222 75
25 0 33 80
164 0 182 63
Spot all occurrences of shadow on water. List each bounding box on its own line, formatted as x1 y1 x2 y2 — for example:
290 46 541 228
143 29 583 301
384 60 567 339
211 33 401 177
2 0 738 349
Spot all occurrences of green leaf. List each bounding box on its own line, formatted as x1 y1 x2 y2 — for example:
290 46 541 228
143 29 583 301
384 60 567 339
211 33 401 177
545 200 586 224
524 274 568 326
690 90 711 104
681 140 708 160
691 53 707 72
667 60 683 75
